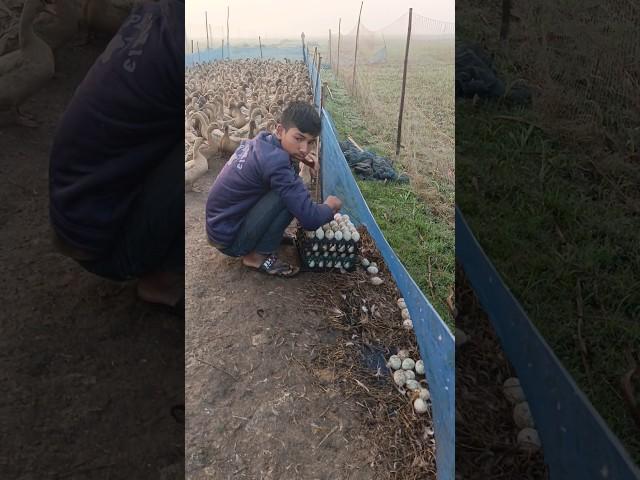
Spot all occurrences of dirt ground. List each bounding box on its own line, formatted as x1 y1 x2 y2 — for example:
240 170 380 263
0 43 184 478
185 157 387 480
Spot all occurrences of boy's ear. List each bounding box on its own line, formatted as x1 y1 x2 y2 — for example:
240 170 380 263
275 124 284 140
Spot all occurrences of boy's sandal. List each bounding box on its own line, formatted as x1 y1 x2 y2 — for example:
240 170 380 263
257 254 300 277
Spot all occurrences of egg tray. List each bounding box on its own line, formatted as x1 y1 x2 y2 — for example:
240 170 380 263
294 228 360 273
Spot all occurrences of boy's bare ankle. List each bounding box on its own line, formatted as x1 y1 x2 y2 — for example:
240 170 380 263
137 271 183 306
241 252 267 268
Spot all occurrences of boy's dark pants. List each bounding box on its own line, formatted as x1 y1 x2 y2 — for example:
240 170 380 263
76 143 184 281
215 190 293 258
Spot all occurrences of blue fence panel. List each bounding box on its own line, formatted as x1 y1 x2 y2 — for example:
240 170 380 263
185 45 303 66
456 206 640 480
320 110 455 479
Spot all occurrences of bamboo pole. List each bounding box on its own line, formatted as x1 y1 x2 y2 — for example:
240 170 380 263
329 29 332 69
352 1 363 93
337 18 341 77
316 54 322 112
226 7 230 58
205 11 209 49
395 8 412 156
191 39 193 54
259 36 263 58
301 32 306 62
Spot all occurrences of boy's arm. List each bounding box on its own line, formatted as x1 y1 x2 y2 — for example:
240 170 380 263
267 161 334 230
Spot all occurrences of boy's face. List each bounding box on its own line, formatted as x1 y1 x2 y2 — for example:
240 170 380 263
275 124 317 162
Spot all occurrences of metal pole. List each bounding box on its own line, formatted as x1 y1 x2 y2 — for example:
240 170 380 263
191 39 194 54
205 11 209 49
226 7 230 59
259 36 263 58
352 1 363 93
396 8 412 156
337 18 341 77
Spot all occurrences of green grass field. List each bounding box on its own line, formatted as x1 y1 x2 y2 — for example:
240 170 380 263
457 0 640 462
322 70 454 329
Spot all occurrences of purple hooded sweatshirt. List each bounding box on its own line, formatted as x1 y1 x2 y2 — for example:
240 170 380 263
206 131 333 246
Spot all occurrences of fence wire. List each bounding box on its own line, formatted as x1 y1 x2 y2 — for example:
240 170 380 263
322 11 455 217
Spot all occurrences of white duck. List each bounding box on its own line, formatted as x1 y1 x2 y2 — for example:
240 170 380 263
0 0 56 127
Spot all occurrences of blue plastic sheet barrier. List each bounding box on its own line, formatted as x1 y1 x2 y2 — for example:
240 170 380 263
456 206 640 480
185 45 303 66
321 112 455 479
309 55 455 479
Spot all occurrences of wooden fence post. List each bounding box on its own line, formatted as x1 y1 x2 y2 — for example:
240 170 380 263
352 1 363 93
395 8 413 156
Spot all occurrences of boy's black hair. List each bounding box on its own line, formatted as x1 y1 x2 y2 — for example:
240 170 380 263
279 101 321 136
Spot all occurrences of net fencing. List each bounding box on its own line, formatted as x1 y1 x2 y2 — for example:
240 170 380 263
320 11 455 216
506 1 640 151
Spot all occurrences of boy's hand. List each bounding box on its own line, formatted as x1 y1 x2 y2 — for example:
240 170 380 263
304 151 319 178
324 195 342 213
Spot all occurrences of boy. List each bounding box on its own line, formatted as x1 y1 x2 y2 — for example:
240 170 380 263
48 0 184 309
206 101 342 277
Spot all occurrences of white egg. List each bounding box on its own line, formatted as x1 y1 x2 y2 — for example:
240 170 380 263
513 402 535 429
308 260 315 268
517 428 541 452
334 230 343 241
413 398 428 414
404 370 416 381
397 349 409 360
397 298 406 309
342 215 350 222
330 220 338 228
315 228 324 240
393 370 406 387
367 266 378 275
402 319 413 330
329 245 336 252
361 258 370 267
326 260 333 268
405 379 420 390
322 244 328 251
370 262 377 268
312 243 318 251
351 232 360 242
387 355 402 370
402 358 415 370
318 260 324 268
334 261 342 268
415 360 425 375
306 230 315 239
343 231 352 241
325 229 334 240
331 224 340 232
343 261 351 269
370 276 383 286
401 308 410 319
503 377 525 404
419 388 430 401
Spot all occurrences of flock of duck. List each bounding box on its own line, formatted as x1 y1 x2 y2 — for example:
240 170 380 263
184 58 314 190
0 0 133 127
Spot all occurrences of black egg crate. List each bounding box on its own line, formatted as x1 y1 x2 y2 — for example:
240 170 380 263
294 228 359 273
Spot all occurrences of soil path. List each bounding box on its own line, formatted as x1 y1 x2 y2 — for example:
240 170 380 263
185 159 376 480
0 44 183 479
